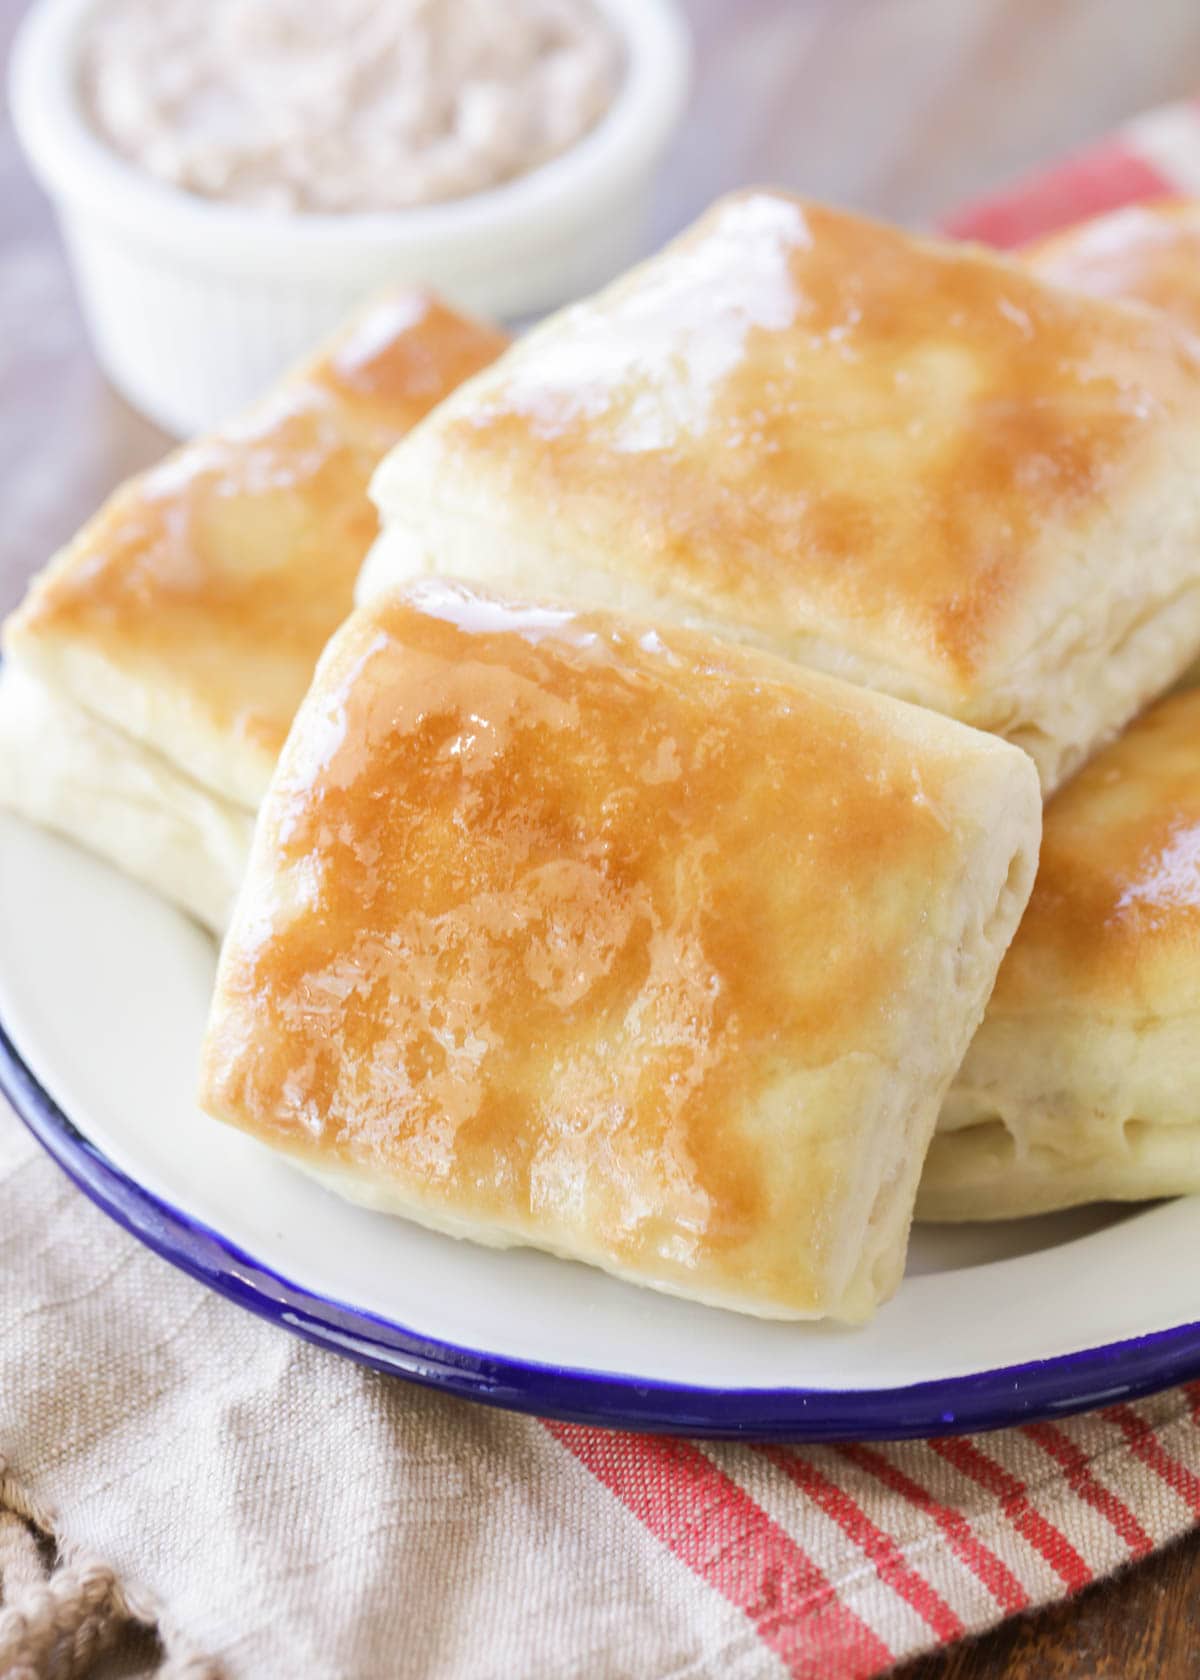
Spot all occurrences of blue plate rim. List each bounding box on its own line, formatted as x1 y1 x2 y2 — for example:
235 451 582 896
4 1014 1199 1441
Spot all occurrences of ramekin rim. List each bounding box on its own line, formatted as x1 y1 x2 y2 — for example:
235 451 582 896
9 0 691 254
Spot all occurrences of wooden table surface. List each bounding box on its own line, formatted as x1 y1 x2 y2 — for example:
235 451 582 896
3 1 1200 1675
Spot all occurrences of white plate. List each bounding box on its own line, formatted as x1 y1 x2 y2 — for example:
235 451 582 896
2 808 1198 1438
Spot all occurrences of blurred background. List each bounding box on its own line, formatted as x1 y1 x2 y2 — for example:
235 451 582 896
663 0 1200 229
5 0 1200 614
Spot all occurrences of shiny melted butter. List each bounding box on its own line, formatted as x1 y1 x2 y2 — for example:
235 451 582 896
404 576 595 645
992 688 1200 1010
1115 821 1200 915
208 589 972 1272
13 296 507 765
449 192 1200 683
476 193 813 449
1028 203 1200 337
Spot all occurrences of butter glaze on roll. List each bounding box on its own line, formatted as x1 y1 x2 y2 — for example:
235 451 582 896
200 580 1040 1321
0 292 507 929
1022 197 1200 698
364 190 1200 792
925 686 1200 1220
915 200 1200 1221
1025 199 1200 336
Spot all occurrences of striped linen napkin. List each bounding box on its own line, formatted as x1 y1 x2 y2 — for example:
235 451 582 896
4 100 1200 1680
944 94 1200 246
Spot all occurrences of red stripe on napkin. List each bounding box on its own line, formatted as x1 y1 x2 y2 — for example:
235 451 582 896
1104 1407 1200 1519
1022 1422 1153 1559
832 1442 1030 1615
758 1446 965 1642
930 1437 1093 1590
547 1425 895 1677
942 139 1172 247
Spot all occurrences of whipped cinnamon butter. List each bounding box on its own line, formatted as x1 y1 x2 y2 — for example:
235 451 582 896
79 0 622 213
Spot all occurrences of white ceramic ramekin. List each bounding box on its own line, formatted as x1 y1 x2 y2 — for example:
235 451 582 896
10 0 690 435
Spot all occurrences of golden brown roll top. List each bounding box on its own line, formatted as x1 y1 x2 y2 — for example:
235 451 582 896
4 292 509 811
365 190 1200 792
919 197 1200 1222
201 581 1040 1321
0 292 508 929
1025 199 1200 334
925 686 1200 1220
